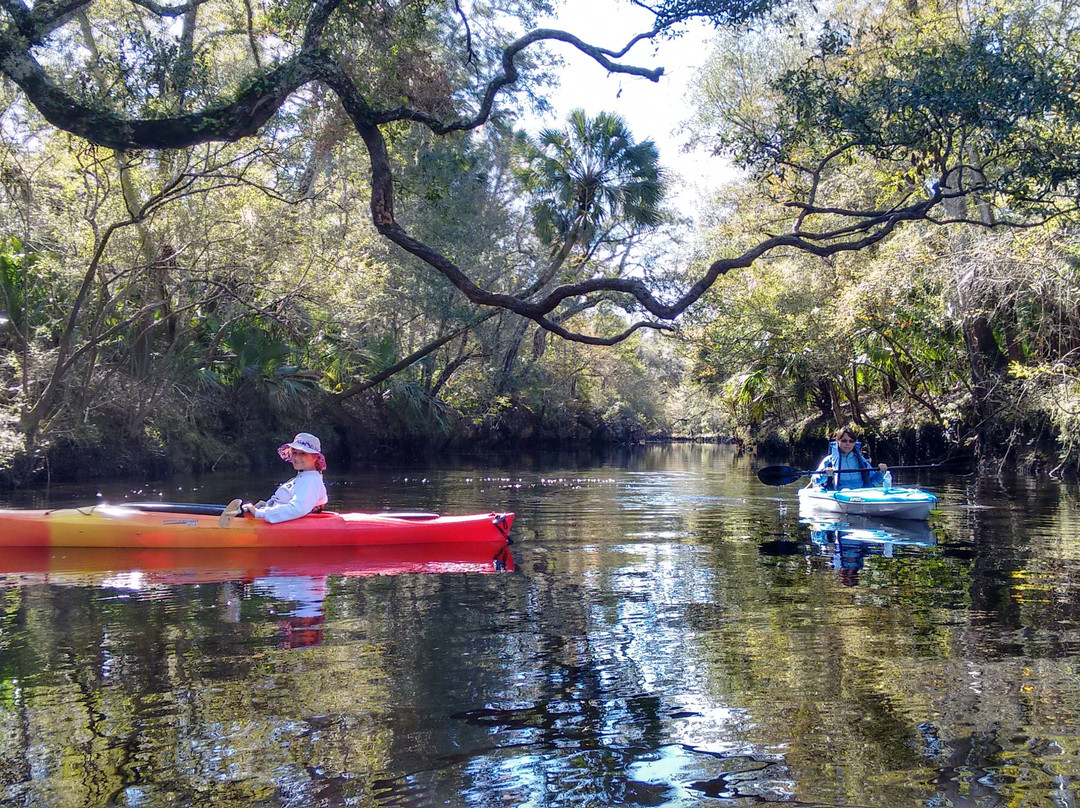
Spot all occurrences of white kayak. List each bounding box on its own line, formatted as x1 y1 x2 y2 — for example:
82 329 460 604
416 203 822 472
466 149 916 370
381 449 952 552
797 484 937 521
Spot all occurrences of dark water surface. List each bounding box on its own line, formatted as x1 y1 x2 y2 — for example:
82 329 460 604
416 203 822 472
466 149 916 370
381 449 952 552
2 444 1080 807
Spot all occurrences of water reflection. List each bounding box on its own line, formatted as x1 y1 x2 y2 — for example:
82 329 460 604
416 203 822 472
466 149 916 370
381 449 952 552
0 545 513 653
803 513 938 586
3 445 1080 807
0 544 513 583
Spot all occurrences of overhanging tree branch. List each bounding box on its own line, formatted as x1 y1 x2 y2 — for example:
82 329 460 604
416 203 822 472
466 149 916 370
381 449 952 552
2 0 1054 347
336 310 499 400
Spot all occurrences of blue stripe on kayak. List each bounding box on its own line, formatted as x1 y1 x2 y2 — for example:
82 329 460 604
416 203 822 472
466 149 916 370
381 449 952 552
830 487 937 504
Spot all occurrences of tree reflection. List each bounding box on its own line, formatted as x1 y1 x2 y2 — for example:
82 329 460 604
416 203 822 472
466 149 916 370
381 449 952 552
3 448 1080 806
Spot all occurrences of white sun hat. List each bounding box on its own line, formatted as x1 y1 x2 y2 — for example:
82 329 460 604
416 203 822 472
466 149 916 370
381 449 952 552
277 432 326 471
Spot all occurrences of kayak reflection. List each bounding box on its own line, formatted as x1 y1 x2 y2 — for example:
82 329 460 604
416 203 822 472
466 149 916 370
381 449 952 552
0 544 514 648
802 513 937 587
0 543 514 583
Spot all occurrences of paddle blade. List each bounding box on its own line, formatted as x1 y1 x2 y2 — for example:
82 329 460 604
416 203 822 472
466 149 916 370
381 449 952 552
756 465 810 486
218 498 243 528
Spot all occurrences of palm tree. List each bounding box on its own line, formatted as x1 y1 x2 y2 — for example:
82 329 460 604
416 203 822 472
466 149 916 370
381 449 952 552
497 110 668 386
513 109 667 295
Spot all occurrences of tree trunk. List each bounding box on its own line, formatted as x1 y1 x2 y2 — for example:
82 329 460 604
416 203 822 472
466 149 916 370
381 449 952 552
497 317 532 392
942 159 1007 435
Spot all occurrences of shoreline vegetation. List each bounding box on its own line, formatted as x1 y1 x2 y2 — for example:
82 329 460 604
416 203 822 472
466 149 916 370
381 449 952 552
4 1 1080 488
0 380 1054 488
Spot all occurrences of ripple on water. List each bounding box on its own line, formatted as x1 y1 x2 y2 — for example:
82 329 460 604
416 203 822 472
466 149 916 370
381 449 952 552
4 448 1080 807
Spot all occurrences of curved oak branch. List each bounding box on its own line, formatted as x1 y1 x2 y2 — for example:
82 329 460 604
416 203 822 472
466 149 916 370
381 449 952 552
0 0 954 345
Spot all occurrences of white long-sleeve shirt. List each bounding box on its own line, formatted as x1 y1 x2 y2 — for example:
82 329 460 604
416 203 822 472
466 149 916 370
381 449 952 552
253 470 328 523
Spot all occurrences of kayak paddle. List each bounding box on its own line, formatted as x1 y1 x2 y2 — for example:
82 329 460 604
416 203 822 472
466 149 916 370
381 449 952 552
757 462 953 487
218 498 243 528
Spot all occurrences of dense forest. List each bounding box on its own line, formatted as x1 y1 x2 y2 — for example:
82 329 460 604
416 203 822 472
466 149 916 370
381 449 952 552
1 0 1079 485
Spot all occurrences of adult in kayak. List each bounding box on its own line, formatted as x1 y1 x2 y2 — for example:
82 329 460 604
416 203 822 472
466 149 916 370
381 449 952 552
238 432 329 523
812 427 887 490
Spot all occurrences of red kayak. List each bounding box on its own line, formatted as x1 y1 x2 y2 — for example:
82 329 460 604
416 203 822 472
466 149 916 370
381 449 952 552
0 502 514 550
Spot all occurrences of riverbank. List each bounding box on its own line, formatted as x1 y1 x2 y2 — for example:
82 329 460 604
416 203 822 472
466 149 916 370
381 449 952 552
1 385 1068 488
750 415 1065 479
0 390 662 488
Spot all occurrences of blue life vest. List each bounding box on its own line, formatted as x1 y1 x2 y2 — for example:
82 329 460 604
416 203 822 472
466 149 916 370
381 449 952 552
813 440 878 489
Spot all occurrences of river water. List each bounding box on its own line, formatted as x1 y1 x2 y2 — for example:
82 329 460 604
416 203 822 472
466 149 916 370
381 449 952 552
1 443 1079 807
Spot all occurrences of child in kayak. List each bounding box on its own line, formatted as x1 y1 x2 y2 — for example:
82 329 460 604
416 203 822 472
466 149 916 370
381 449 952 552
812 427 887 490
235 432 329 523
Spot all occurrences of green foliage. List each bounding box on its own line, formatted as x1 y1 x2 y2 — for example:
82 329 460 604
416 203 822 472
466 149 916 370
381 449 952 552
382 380 456 439
514 109 666 252
678 0 1080 455
643 0 791 30
10 0 1080 478
186 320 317 412
0 237 43 344
1009 363 1080 470
713 0 1080 213
684 173 977 439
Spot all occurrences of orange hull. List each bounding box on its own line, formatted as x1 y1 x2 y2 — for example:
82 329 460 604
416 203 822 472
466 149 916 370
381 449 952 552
0 505 514 550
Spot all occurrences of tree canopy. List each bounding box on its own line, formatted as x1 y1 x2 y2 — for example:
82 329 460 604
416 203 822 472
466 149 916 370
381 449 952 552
677 0 1080 462
5 0 1075 347
4 0 1080 478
